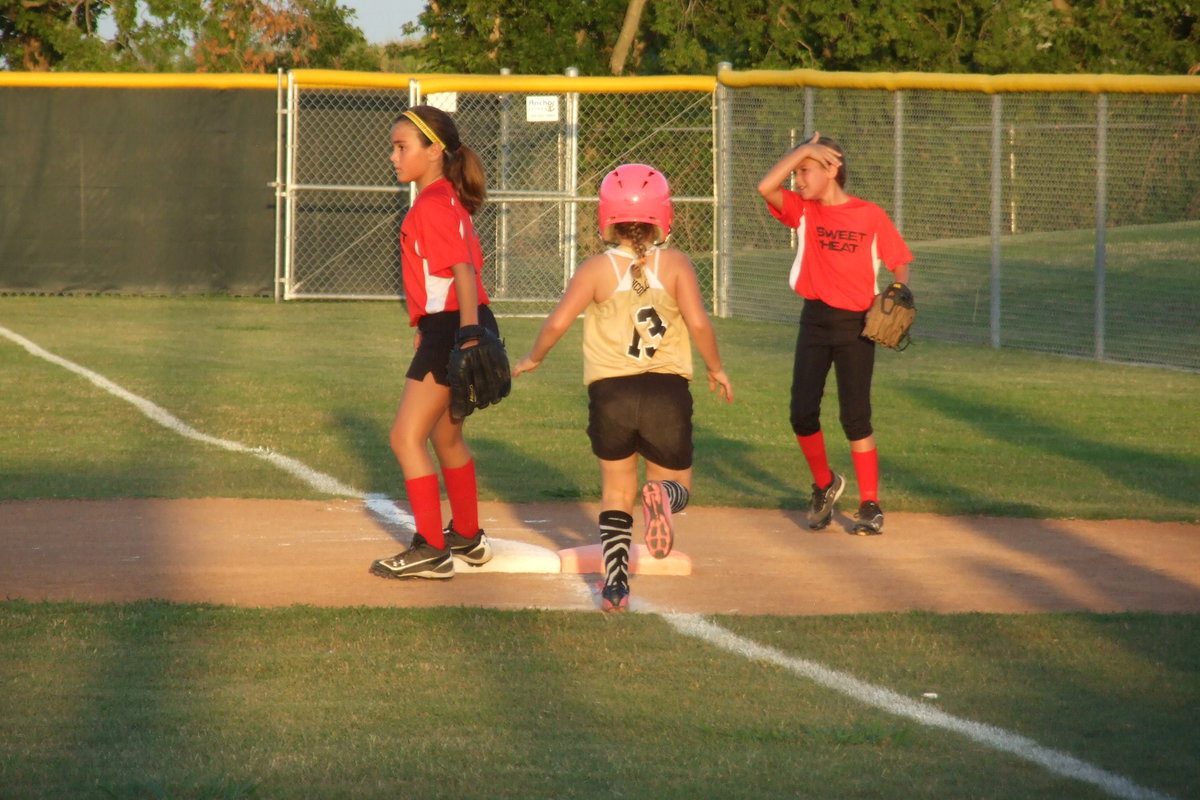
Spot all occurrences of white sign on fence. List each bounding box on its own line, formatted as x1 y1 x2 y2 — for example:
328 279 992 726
526 96 559 122
426 92 458 112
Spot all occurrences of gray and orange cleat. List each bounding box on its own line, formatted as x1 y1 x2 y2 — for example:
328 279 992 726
641 480 674 559
807 472 845 530
600 580 630 613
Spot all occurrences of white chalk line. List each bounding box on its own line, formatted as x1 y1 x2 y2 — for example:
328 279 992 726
3 323 1172 799
658 612 1173 800
1 324 366 502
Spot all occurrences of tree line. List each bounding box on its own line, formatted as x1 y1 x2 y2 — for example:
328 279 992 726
3 0 1196 75
0 0 381 71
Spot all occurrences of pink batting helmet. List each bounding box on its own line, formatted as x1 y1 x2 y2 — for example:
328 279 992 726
598 163 673 243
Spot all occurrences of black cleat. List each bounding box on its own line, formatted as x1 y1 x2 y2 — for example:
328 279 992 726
442 521 493 567
851 500 884 536
370 534 454 579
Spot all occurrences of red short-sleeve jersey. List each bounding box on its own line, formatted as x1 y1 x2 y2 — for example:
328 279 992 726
768 189 912 312
399 178 490 325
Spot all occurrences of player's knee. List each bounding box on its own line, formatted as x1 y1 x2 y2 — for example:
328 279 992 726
389 424 423 460
840 417 873 441
791 412 821 437
430 425 465 457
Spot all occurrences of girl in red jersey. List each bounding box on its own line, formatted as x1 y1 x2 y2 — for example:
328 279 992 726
758 133 912 536
370 105 499 580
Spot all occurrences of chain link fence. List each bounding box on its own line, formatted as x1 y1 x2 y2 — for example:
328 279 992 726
279 70 1199 370
718 76 1200 369
280 73 714 312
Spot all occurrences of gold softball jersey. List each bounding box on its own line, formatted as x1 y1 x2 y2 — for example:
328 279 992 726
582 247 693 386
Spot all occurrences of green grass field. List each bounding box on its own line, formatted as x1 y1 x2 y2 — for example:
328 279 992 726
1 296 1196 519
1 296 1198 799
1 603 1196 800
731 220 1200 369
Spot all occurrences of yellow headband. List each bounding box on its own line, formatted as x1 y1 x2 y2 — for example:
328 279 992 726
401 109 445 150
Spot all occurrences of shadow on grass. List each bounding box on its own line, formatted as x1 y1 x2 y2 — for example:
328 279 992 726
329 408 597 548
905 384 1197 509
693 418 812 511
471 435 597 549
329 408 396 498
874 385 1199 612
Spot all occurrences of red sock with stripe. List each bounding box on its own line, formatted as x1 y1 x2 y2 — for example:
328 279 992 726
797 432 833 488
405 474 445 549
851 448 879 504
441 460 479 535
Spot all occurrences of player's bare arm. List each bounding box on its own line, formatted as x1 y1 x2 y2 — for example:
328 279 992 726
448 262 481 348
757 131 844 210
451 261 479 321
665 250 733 402
511 256 601 376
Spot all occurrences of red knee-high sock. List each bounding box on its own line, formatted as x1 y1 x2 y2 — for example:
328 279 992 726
441 460 479 534
851 448 879 504
797 432 833 488
405 474 444 548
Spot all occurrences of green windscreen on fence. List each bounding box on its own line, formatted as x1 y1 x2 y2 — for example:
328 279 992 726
3 70 1197 371
0 87 276 295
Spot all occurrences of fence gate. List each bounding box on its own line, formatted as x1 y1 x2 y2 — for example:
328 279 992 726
276 71 718 313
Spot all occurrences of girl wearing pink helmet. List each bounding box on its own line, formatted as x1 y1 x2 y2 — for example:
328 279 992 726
512 164 733 612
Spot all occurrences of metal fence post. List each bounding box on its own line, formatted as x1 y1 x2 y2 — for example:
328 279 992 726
565 67 580 283
715 63 733 318
273 69 286 303
804 86 814 141
990 95 1003 349
282 71 299 301
408 78 421 209
893 90 905 234
1094 93 1108 361
498 67 511 296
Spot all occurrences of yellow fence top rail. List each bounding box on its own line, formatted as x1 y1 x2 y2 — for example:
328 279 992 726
289 70 717 93
718 68 1200 94
3 69 1195 95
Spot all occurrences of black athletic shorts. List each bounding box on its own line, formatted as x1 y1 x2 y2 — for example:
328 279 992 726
587 372 693 469
406 304 500 386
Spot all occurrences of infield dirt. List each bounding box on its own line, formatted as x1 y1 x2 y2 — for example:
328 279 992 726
2 498 1197 615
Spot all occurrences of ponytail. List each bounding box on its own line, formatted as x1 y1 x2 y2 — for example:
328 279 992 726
445 145 486 215
611 221 656 262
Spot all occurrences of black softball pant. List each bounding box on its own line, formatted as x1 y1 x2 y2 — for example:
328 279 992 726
790 298 875 441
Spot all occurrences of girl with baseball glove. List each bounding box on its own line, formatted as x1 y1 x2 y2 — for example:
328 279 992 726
758 133 912 536
369 105 501 581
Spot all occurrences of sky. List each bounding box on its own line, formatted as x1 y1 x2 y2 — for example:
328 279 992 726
343 0 427 44
93 1 427 46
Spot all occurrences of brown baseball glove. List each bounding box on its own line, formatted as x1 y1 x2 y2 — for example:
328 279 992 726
862 282 916 350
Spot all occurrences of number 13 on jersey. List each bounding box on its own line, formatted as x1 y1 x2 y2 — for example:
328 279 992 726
627 305 667 359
